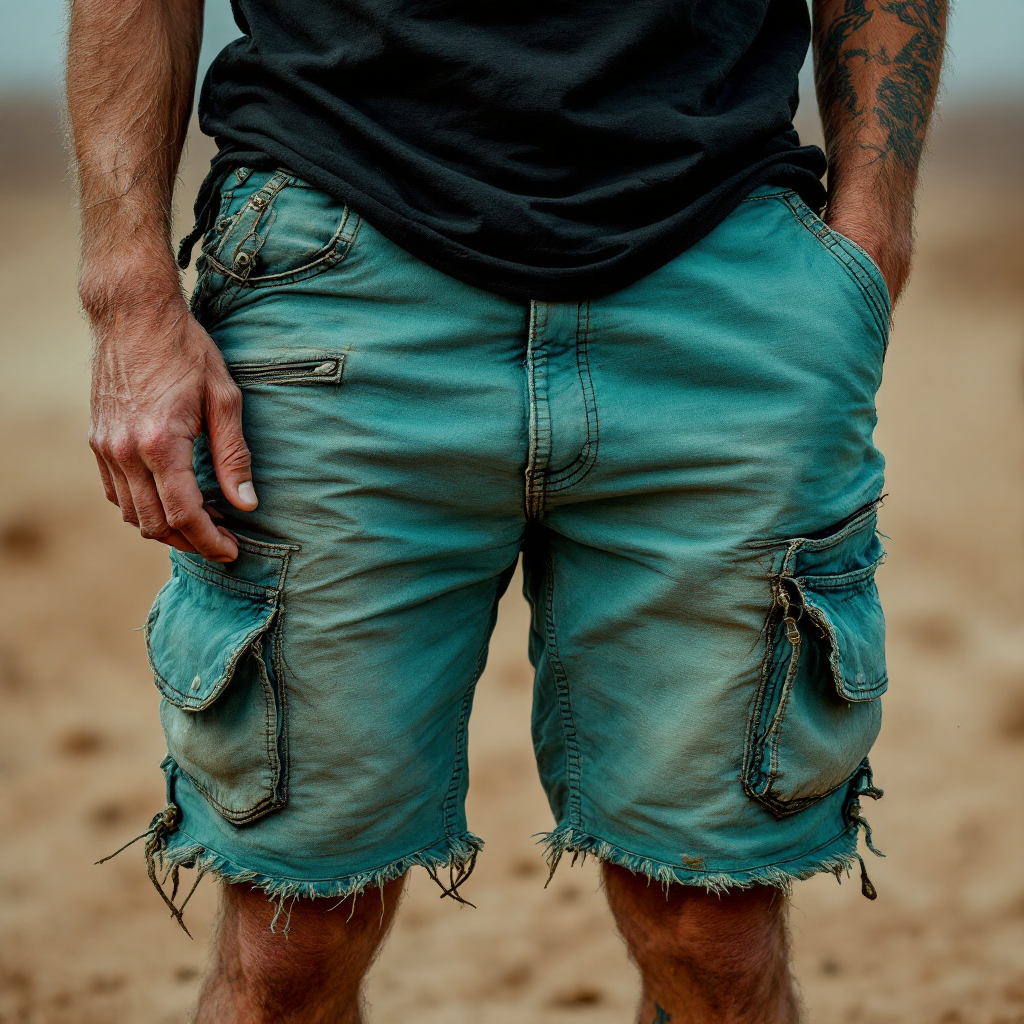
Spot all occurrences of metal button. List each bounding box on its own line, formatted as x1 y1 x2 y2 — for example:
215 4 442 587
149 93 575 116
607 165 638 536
250 194 268 210
190 675 202 691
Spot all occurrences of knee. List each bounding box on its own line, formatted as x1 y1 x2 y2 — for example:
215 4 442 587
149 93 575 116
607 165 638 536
198 879 406 1024
219 876 405 980
603 864 789 973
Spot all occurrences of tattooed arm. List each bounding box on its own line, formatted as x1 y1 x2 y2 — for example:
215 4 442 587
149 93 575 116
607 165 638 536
813 0 947 303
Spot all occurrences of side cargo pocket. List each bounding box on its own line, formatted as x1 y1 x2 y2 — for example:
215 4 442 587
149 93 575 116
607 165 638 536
744 503 887 818
145 536 297 825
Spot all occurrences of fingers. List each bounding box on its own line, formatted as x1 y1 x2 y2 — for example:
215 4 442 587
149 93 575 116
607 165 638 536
92 428 238 562
92 449 118 505
205 381 258 512
142 434 239 563
155 530 201 555
108 460 196 554
120 460 200 555
93 433 144 535
106 459 140 526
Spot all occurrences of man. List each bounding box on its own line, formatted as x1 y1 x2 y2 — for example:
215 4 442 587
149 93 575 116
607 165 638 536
68 0 944 1018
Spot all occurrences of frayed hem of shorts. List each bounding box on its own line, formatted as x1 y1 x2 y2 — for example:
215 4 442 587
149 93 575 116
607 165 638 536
99 806 486 935
538 822 869 896
162 827 485 905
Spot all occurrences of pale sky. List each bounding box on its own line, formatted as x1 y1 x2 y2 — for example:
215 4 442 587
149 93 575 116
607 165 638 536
1 0 1021 102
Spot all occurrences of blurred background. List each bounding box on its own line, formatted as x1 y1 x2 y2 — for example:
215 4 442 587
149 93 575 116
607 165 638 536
0 1 1022 1022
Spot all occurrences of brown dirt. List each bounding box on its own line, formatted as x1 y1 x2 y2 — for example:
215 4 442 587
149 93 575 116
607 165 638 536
0 104 1022 1024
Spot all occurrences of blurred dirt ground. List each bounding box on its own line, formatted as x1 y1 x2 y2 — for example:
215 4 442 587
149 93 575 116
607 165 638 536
0 100 1022 1024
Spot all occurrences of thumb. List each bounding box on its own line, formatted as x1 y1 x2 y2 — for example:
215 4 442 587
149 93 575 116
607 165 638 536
206 381 258 511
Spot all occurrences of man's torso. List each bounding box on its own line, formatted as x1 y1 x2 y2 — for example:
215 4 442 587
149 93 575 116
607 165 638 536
192 0 827 300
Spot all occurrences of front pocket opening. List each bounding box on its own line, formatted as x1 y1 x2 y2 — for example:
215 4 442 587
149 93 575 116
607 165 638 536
777 191 891 340
207 175 355 288
228 355 345 389
744 509 888 819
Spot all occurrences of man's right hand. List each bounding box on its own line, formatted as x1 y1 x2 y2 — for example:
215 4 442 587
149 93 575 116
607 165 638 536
67 0 226 555
86 289 258 563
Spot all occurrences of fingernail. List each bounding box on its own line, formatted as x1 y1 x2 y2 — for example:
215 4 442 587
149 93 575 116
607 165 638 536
237 481 258 507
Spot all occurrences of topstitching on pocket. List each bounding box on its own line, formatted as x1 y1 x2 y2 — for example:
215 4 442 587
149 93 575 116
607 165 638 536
743 503 887 818
208 174 358 286
777 192 892 342
145 536 298 826
189 170 361 327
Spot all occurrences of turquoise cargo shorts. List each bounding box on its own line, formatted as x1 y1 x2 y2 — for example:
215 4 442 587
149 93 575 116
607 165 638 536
143 169 891 911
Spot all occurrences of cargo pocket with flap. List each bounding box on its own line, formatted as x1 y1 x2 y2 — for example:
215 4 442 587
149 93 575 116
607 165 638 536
743 503 887 818
145 537 295 825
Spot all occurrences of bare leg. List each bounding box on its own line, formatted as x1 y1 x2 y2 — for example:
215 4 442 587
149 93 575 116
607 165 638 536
196 874 406 1024
603 864 799 1024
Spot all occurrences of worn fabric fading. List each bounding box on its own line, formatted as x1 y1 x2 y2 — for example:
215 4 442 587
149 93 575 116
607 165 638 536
129 177 891 924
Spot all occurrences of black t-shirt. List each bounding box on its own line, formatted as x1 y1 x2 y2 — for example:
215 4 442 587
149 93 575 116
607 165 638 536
187 0 827 302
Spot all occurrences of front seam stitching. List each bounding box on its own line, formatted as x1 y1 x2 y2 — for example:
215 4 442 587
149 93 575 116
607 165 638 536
525 302 550 520
441 578 504 835
544 552 583 828
544 301 600 492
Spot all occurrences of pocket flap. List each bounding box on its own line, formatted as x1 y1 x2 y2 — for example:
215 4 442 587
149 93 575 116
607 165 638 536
800 573 887 702
146 560 278 711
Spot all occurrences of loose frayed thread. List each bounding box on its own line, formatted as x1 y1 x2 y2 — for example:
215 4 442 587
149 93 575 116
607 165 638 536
95 805 205 937
97 804 484 936
839 761 885 900
424 848 479 908
540 766 885 900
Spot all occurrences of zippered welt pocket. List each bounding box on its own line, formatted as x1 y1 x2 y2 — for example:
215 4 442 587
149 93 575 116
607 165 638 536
228 354 345 388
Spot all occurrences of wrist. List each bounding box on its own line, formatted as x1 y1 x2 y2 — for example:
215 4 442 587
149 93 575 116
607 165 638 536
826 209 912 264
824 202 913 304
79 250 186 329
825 155 915 229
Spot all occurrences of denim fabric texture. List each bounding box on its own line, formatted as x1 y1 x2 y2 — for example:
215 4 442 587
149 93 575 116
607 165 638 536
144 170 891 905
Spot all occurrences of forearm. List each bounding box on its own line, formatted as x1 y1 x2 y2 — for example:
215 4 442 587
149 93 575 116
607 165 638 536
68 0 203 315
812 0 946 295
69 0 252 562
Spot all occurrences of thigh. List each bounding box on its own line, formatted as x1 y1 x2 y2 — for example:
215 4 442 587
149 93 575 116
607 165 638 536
150 173 529 895
529 189 888 888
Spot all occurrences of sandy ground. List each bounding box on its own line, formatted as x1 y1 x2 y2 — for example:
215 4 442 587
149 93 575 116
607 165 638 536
0 102 1022 1024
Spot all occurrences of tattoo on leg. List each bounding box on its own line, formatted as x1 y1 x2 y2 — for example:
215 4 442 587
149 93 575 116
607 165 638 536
652 1006 672 1024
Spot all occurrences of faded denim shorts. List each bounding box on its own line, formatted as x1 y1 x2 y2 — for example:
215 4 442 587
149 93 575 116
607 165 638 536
143 168 891 910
